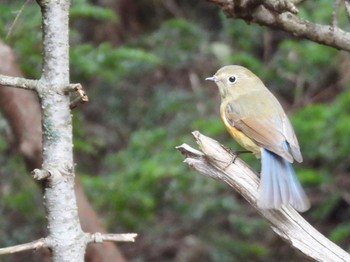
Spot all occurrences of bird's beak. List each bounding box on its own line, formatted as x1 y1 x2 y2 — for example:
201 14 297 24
205 76 216 81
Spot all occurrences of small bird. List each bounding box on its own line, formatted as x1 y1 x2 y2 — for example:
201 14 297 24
206 65 310 212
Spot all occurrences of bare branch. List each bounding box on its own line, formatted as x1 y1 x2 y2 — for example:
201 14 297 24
64 83 84 92
344 0 350 22
69 83 89 109
177 131 350 262
0 1 135 260
208 0 350 52
332 0 342 27
88 233 138 244
0 238 47 255
0 74 38 90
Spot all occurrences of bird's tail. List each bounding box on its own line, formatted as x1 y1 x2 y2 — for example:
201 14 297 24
258 148 310 212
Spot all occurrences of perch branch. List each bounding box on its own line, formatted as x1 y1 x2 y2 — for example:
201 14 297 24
88 233 138 244
0 238 47 255
0 74 38 90
176 131 350 262
208 0 350 52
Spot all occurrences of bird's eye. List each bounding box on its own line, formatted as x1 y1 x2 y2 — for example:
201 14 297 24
228 76 237 83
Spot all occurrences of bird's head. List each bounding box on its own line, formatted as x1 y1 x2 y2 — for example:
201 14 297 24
206 65 263 99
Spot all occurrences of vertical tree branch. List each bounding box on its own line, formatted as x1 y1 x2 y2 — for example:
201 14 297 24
36 0 86 260
0 40 127 261
0 1 137 260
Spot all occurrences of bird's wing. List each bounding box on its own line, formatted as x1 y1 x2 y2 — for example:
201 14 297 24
225 104 294 163
282 115 303 163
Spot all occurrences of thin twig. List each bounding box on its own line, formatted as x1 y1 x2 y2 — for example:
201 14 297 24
69 83 89 109
0 238 47 255
88 233 138 244
0 74 38 90
332 0 342 27
64 83 84 92
6 0 32 40
344 0 350 22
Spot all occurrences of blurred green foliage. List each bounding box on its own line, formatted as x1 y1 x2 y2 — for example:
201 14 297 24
1 0 350 261
71 43 161 81
70 0 118 21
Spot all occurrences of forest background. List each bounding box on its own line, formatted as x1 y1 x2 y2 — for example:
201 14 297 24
1 0 350 261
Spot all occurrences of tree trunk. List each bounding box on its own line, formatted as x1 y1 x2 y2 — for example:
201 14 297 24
0 39 126 261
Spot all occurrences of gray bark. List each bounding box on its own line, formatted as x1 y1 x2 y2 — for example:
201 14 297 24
36 0 86 260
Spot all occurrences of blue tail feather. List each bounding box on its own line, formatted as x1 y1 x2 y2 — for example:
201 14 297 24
258 147 310 212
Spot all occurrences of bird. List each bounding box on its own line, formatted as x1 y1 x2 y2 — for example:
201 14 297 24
206 65 310 212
